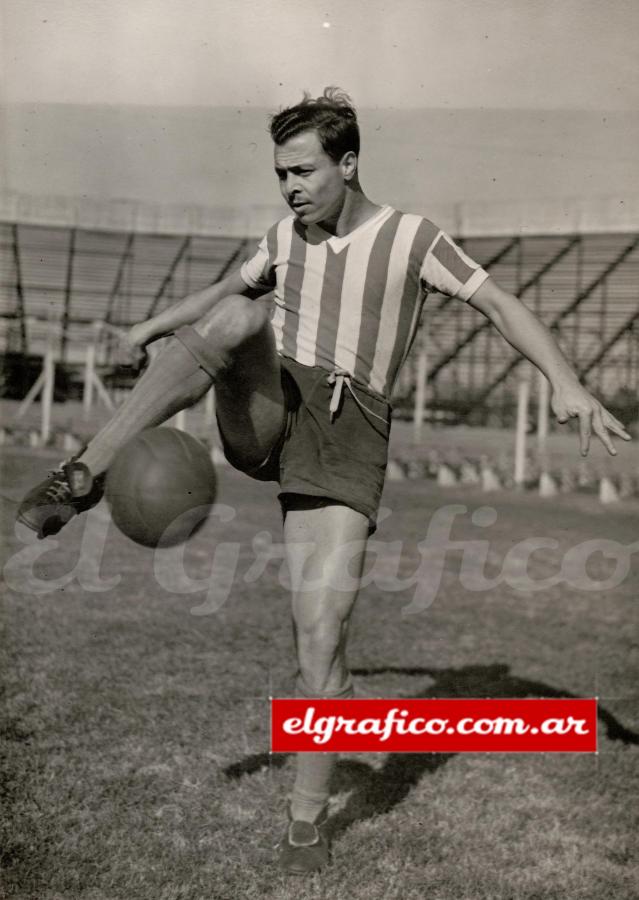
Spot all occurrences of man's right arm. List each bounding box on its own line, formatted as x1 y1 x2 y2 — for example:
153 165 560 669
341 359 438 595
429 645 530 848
126 265 263 352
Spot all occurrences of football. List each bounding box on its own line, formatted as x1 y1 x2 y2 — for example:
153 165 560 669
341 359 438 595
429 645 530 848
105 427 217 547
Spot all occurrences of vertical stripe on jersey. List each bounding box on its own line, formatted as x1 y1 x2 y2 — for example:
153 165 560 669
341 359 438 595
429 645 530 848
280 220 308 359
397 288 425 373
269 219 294 353
383 217 440 394
352 210 403 387
368 216 432 394
333 222 389 377
294 236 328 367
314 245 349 370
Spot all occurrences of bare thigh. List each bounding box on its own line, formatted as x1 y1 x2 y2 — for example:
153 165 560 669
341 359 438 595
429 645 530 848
202 305 285 469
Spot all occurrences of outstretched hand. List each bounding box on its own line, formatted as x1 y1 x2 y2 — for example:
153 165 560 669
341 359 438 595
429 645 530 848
551 381 631 456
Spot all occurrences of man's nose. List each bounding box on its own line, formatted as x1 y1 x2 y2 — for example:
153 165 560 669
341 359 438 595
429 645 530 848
286 174 301 196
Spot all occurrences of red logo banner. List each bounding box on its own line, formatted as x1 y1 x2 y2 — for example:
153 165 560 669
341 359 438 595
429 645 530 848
271 698 597 753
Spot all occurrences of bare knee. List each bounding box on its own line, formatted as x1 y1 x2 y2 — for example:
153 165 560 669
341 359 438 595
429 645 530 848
194 294 269 349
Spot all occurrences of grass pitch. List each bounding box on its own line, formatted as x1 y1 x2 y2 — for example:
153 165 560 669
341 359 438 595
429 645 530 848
1 446 638 900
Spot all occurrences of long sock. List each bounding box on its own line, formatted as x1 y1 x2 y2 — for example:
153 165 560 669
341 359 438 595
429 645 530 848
290 673 354 823
81 331 225 475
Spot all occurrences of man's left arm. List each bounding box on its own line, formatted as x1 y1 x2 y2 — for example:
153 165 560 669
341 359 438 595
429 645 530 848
467 276 632 456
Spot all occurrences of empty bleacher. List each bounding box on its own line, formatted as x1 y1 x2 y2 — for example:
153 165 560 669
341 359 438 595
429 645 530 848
1 222 637 422
420 232 639 419
0 223 248 365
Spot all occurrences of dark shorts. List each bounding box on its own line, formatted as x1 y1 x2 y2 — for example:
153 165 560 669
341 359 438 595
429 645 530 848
217 356 392 531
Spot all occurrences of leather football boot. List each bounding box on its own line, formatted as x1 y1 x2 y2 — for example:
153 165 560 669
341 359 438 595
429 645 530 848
277 805 330 875
17 459 105 539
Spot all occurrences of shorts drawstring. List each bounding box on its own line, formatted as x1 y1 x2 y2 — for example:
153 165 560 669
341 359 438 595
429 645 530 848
327 369 390 425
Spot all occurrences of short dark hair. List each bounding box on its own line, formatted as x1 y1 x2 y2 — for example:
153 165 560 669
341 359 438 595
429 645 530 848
269 87 360 162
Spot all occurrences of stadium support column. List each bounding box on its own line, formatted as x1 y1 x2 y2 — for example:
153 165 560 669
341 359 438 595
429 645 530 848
15 330 56 445
41 343 54 444
60 228 76 363
83 341 96 418
145 236 190 319
537 371 550 456
514 373 531 487
11 225 28 355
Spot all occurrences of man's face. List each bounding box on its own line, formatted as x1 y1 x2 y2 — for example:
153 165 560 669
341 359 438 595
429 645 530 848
273 129 353 227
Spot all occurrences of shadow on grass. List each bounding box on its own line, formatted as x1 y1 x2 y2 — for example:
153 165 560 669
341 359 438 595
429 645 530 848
223 662 639 837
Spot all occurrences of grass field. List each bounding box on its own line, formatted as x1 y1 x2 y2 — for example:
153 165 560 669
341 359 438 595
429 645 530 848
1 444 638 900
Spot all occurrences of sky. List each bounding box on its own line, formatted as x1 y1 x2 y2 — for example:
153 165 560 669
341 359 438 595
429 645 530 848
2 0 638 110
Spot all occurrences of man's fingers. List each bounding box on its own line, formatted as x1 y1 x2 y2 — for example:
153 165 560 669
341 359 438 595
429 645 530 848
593 409 617 456
555 388 632 455
578 412 591 456
131 345 149 373
602 409 632 440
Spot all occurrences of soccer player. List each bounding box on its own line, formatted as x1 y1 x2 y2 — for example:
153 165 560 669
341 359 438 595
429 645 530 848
17 88 630 874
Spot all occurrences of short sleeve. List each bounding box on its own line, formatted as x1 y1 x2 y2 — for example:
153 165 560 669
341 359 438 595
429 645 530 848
240 232 276 291
420 230 489 301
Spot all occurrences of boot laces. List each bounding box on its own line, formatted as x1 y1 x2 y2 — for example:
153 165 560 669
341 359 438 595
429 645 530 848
44 471 73 504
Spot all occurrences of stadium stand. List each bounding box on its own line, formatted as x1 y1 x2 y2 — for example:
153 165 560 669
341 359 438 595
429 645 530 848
1 221 638 425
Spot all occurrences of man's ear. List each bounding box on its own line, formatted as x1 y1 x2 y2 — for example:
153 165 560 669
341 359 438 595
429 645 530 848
341 151 358 182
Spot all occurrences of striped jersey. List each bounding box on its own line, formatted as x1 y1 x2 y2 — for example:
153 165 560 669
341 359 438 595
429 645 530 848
240 205 489 399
